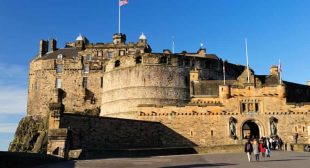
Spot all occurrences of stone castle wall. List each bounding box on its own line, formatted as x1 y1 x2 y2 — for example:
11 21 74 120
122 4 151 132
101 64 190 117
59 114 195 150
136 104 310 146
27 56 103 116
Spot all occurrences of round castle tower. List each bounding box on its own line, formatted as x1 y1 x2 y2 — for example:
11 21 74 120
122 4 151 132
100 33 190 118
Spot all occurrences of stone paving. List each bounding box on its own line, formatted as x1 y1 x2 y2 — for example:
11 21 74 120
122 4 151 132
36 151 310 168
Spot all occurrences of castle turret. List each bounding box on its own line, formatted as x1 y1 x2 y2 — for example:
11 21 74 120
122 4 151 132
138 32 147 44
270 65 279 76
277 84 286 98
190 69 199 97
49 38 57 52
75 34 85 50
307 80 310 86
39 40 49 57
219 85 231 99
113 33 126 44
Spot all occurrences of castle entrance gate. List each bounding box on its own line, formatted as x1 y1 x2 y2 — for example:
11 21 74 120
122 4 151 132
242 120 260 139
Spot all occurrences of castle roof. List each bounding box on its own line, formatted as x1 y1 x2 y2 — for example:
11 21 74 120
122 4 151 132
39 48 78 60
139 32 147 40
76 34 84 41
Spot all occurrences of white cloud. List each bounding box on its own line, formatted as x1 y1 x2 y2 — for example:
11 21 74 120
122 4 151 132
0 63 28 86
0 86 27 114
0 123 18 133
0 63 28 115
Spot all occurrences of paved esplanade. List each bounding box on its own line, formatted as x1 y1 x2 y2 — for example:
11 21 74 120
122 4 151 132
37 151 310 168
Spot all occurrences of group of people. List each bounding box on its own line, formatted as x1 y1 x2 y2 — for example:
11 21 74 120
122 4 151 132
244 136 283 162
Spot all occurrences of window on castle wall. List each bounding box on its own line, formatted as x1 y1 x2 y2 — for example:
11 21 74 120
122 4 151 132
82 77 88 88
56 64 62 73
56 78 62 89
160 57 167 64
135 56 142 64
57 54 63 60
107 52 113 59
86 54 92 61
211 130 214 136
178 58 183 67
167 56 172 65
242 103 246 112
119 50 125 56
83 64 89 73
191 60 196 68
100 77 103 88
255 103 259 112
98 51 102 57
184 59 190 67
115 60 120 67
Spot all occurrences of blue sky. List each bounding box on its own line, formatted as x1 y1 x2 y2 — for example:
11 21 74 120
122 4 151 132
0 0 310 151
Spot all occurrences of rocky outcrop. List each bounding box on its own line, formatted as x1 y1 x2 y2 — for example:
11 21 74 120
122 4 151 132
9 116 48 153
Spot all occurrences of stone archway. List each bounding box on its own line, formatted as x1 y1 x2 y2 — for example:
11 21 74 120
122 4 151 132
242 120 260 139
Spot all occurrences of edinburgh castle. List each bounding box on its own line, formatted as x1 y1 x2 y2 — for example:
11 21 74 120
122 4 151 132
9 33 310 159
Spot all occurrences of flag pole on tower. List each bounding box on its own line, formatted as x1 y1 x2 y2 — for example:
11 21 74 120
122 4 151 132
119 0 128 34
172 36 175 54
223 60 226 85
278 59 282 85
245 38 250 83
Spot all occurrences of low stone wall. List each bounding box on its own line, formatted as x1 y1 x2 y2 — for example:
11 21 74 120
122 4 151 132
194 144 244 154
60 113 197 151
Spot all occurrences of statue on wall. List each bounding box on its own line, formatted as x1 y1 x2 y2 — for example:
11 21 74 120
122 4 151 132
229 117 237 139
270 117 278 136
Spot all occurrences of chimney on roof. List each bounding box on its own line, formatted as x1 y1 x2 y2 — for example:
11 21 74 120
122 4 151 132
197 48 206 56
270 65 278 76
113 33 126 44
163 49 172 54
39 40 49 57
49 39 57 52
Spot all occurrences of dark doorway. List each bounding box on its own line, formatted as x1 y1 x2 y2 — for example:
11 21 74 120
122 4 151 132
242 120 260 139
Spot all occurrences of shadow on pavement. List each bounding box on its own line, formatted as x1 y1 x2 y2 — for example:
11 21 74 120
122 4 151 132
262 158 306 162
34 161 76 168
161 163 237 168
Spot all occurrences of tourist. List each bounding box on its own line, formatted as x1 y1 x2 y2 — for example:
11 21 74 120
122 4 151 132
244 139 253 162
259 139 266 158
266 138 271 158
279 138 283 150
253 139 260 161
269 137 274 150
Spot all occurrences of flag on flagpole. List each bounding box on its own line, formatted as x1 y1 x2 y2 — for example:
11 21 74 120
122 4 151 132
278 59 282 84
120 0 128 6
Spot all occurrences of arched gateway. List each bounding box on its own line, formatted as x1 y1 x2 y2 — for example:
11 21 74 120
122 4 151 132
242 120 261 139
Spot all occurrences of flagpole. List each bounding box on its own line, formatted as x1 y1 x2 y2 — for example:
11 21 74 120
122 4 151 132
279 59 282 85
172 36 175 54
245 38 250 83
223 61 226 85
118 0 121 34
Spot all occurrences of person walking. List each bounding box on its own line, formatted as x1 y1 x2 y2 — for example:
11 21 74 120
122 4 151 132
244 139 253 162
266 138 271 158
259 140 266 158
253 139 260 161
